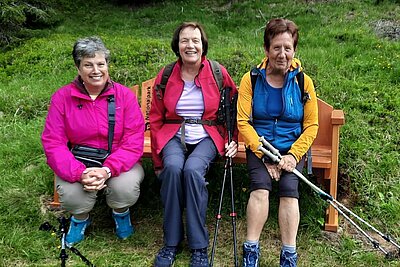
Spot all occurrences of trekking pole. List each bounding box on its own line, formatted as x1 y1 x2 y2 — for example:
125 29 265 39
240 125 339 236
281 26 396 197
68 247 95 267
40 217 95 266
227 90 239 267
58 216 68 267
210 88 239 267
258 136 400 259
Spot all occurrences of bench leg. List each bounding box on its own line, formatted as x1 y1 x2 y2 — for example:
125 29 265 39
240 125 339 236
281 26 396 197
50 174 61 208
324 169 338 232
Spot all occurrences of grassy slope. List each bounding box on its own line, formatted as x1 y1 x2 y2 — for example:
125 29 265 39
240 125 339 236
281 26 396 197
0 0 399 266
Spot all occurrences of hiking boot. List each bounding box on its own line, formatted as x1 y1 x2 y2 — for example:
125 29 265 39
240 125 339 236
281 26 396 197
112 209 134 239
65 216 90 247
154 246 179 267
280 250 298 267
189 248 208 267
242 243 260 267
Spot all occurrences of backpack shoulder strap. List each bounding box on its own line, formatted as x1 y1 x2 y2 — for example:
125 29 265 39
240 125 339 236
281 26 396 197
250 67 258 93
156 60 223 99
296 71 305 103
209 60 223 92
155 61 176 99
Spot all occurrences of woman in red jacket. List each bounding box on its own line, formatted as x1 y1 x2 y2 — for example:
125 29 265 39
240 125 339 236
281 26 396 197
150 22 237 267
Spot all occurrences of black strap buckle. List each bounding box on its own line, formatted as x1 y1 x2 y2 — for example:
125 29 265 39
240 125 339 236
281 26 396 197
185 118 200 124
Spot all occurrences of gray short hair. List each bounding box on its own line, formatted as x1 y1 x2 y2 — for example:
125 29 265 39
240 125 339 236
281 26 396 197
72 36 110 67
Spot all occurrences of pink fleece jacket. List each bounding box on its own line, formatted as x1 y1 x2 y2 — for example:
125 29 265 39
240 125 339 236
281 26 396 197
42 78 144 182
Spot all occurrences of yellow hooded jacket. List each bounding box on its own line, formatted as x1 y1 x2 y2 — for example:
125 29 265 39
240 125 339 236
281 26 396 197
237 58 319 162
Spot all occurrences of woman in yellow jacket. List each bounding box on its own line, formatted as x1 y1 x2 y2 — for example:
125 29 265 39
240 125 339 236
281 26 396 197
237 18 318 267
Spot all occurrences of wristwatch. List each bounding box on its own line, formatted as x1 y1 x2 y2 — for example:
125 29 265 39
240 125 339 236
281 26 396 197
102 167 111 178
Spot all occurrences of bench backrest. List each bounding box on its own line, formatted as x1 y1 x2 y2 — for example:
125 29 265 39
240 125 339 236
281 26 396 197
138 78 156 137
315 99 334 147
133 78 345 148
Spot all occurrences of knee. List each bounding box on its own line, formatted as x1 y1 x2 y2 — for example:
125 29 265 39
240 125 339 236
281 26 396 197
160 162 184 187
280 197 298 207
250 189 269 203
183 157 207 179
183 166 201 179
106 182 140 209
163 162 183 177
183 166 207 188
57 184 95 214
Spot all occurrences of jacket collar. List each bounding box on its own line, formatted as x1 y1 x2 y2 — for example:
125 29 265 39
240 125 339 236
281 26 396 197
256 57 301 84
71 76 115 99
176 56 208 70
259 57 302 72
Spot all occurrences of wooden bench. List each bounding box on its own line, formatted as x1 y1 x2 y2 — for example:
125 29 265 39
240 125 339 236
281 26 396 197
50 78 345 232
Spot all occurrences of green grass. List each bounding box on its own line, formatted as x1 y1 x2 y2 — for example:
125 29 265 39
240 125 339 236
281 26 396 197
0 0 399 266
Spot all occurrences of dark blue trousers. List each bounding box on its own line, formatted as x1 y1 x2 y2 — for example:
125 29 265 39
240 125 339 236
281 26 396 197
159 136 217 249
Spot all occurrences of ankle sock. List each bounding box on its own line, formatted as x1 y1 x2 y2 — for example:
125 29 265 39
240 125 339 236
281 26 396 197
282 244 296 254
244 240 259 246
112 209 129 216
72 215 89 222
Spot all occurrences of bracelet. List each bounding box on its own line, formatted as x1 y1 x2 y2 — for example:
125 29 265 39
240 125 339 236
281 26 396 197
102 167 111 178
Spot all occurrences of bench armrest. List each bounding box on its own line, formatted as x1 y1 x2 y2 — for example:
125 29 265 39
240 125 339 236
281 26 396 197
331 109 345 125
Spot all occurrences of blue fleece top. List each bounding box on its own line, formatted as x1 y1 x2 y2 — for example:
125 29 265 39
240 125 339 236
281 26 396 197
252 67 304 153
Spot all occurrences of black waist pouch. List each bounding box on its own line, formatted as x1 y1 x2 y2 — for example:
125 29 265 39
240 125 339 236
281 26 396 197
71 145 109 168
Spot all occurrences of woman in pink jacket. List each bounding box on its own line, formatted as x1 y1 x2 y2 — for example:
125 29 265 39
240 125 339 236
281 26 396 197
150 22 238 267
42 36 145 247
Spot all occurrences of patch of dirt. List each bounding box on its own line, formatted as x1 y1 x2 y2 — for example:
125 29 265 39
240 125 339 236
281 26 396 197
337 168 352 202
39 195 65 216
373 19 400 41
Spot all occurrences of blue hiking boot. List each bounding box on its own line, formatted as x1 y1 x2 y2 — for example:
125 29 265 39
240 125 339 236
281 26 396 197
242 243 260 267
154 246 179 267
280 250 298 267
112 209 134 239
65 216 90 247
189 248 208 267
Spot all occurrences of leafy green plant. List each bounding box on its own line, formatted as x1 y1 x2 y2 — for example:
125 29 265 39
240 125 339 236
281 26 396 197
0 0 61 49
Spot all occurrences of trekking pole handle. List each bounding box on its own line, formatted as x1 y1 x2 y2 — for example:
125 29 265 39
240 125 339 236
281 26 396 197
224 87 233 143
257 145 281 163
259 136 281 157
257 144 333 201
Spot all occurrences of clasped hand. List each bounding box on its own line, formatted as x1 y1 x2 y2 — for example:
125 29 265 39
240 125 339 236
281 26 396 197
80 167 108 191
265 154 296 181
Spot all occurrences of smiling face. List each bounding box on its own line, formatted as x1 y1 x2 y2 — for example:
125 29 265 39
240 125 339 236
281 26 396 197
77 52 109 93
178 26 203 66
265 32 295 74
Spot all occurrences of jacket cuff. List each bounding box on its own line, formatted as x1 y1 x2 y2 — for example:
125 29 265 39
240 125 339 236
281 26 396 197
287 152 299 163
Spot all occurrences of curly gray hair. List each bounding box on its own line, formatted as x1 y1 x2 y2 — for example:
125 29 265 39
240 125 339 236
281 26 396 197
72 36 110 67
